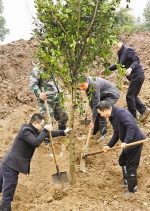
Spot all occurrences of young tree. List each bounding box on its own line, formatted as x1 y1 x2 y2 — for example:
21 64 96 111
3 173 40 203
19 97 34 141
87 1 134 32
115 7 143 34
116 7 135 33
0 0 9 41
33 0 130 185
143 0 150 31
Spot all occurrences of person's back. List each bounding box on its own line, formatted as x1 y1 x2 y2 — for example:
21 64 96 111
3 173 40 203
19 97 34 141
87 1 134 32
30 66 59 103
87 76 120 98
30 65 68 130
78 76 120 142
108 36 150 121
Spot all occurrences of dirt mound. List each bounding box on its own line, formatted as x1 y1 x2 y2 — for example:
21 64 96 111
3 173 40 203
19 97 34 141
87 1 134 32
0 32 150 211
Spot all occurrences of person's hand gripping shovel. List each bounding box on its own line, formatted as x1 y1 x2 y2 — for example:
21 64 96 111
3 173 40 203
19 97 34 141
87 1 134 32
42 87 69 186
81 139 149 172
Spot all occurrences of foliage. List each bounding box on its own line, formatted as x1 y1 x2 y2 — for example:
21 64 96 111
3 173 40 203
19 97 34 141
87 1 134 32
115 7 143 34
0 0 9 42
115 64 126 89
33 0 122 90
33 0 130 184
143 0 150 31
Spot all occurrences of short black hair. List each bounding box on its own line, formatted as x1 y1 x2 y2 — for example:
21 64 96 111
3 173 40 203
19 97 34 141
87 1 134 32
96 101 111 111
30 113 45 124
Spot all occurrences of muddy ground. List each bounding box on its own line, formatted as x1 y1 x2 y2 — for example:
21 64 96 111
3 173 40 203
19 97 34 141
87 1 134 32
0 32 150 211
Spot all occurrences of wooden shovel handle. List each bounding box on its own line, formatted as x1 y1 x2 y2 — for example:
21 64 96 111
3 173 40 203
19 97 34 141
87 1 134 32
42 87 58 166
83 139 149 158
85 127 92 148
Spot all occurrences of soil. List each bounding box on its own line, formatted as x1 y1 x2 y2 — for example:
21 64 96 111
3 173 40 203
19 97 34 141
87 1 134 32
0 32 150 211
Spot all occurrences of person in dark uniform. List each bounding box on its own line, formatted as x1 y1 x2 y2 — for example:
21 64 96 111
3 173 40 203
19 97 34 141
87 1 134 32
96 101 146 195
0 113 71 211
78 76 120 142
108 36 150 122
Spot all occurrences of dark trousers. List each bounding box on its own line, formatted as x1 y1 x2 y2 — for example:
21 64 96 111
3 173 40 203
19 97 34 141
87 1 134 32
93 95 120 135
0 163 19 205
126 73 146 118
118 144 143 173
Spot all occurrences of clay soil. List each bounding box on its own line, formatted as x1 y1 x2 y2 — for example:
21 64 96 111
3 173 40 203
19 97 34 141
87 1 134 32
0 32 150 211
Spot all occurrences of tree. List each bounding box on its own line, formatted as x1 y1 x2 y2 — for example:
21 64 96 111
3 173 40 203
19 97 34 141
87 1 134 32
115 7 143 33
33 0 130 185
0 0 9 42
143 0 150 30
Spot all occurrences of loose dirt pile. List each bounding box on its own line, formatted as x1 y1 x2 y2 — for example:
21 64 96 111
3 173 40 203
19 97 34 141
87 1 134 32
0 32 150 211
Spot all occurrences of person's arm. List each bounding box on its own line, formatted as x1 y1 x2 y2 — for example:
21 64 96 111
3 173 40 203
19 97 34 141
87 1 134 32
22 128 48 147
91 87 100 122
103 132 119 153
45 128 72 139
126 48 140 71
51 130 65 137
30 67 41 97
100 64 117 76
109 64 117 71
107 133 119 148
120 114 135 144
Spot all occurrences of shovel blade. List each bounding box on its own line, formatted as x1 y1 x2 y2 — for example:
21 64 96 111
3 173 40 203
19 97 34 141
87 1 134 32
80 119 91 125
79 155 86 172
52 171 69 185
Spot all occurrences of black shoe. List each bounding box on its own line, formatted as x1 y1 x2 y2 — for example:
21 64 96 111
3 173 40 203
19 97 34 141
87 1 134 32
0 204 11 211
122 179 128 188
121 166 128 188
124 186 137 195
126 172 137 194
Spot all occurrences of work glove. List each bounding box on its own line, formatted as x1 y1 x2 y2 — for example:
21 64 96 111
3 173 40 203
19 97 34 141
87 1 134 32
64 128 72 135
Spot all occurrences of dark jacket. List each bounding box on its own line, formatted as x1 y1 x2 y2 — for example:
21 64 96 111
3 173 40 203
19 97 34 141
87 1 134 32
109 44 144 81
86 77 120 121
2 123 65 174
107 106 146 153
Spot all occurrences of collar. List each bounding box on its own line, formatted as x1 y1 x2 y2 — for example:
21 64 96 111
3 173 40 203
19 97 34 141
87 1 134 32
28 122 40 134
109 106 115 118
117 44 124 55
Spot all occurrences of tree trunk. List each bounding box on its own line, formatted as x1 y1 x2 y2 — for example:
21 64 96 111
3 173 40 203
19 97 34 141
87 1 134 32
68 88 76 185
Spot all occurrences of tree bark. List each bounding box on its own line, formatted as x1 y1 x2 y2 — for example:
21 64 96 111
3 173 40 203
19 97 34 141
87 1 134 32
68 88 76 185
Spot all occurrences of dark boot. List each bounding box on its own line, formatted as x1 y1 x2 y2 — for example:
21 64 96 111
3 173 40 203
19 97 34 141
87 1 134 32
44 138 50 146
124 172 137 195
58 125 66 130
97 127 107 142
121 166 128 188
0 204 11 211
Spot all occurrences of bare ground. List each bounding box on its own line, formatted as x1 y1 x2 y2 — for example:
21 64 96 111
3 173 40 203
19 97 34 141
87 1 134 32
0 32 150 211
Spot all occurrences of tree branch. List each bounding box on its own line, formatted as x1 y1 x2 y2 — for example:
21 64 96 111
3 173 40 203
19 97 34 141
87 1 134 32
77 0 81 35
82 0 99 41
52 12 68 35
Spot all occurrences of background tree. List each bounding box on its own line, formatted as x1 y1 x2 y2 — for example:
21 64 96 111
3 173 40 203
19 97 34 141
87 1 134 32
115 7 143 33
33 0 130 185
0 0 9 41
143 0 150 31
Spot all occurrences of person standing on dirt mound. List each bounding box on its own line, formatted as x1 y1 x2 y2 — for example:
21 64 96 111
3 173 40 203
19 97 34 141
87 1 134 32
96 101 146 195
0 113 71 211
78 76 120 142
107 36 150 122
30 64 68 139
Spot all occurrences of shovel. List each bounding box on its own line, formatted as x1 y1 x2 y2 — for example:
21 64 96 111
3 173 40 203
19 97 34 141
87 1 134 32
80 139 149 172
80 102 91 125
42 87 69 185
80 127 92 172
